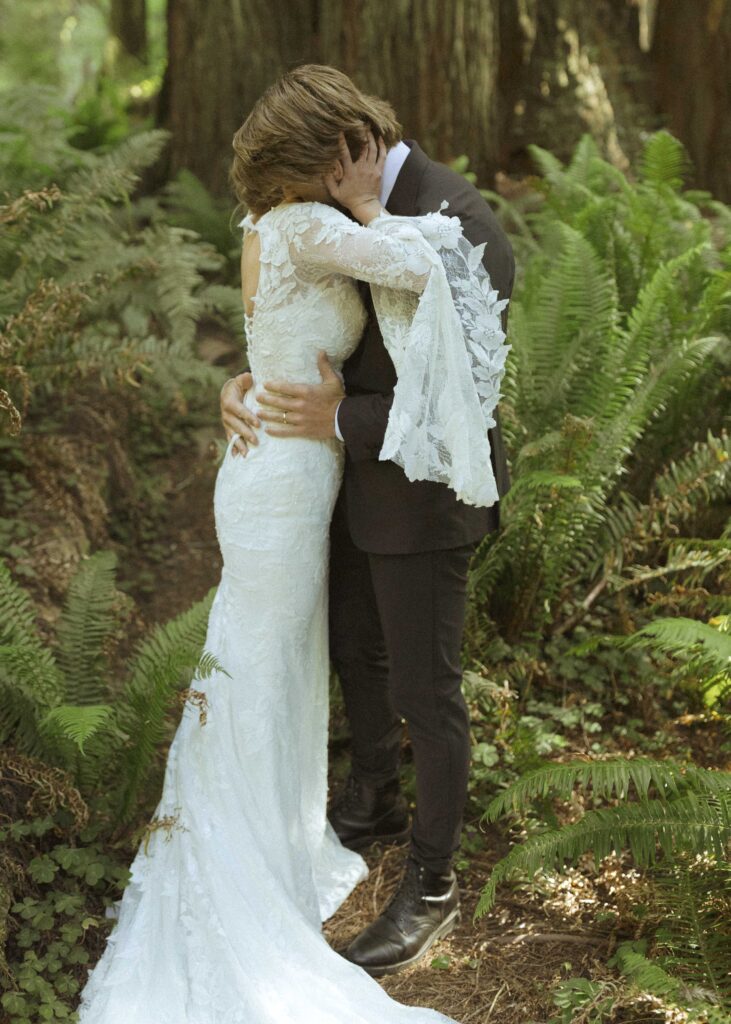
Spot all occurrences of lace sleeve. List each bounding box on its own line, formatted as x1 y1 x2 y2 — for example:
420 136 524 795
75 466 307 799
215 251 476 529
368 204 510 508
286 203 434 294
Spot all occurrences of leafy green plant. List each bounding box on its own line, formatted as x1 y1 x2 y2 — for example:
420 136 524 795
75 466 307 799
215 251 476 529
471 132 731 645
0 88 243 437
0 756 129 1024
477 606 731 1014
0 553 218 821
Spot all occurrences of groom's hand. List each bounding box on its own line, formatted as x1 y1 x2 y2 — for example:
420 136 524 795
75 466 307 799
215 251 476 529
258 351 344 440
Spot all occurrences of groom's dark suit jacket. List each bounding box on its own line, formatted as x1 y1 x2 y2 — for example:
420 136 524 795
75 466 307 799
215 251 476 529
337 140 515 555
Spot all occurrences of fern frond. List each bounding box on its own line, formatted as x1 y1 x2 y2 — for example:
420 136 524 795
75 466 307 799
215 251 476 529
640 131 690 192
484 758 731 823
0 560 64 754
574 618 731 679
476 793 731 916
613 944 684 1000
113 588 217 820
652 862 731 1005
56 551 118 705
41 704 113 754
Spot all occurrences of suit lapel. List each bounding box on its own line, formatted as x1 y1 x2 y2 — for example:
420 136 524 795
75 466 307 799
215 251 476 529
385 140 429 216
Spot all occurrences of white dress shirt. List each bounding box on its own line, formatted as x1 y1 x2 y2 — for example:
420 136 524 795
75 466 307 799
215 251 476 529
334 141 412 442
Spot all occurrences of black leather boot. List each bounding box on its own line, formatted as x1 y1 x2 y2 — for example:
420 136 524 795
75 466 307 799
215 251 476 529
343 857 460 976
328 775 410 851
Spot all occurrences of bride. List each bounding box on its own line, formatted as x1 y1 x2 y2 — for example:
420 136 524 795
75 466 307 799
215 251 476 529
77 71 507 1024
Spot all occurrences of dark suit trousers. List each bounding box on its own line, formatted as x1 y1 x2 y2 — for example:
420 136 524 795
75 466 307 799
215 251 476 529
329 496 473 874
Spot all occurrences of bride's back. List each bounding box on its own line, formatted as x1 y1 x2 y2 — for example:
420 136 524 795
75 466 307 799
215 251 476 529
239 202 367 386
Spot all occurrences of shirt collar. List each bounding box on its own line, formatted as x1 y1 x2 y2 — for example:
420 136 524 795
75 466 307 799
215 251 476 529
379 140 412 206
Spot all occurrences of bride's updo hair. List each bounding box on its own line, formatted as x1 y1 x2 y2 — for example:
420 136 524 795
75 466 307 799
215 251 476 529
230 64 402 216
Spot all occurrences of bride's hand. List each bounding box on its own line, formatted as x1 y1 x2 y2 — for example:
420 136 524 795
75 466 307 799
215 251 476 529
325 130 387 225
221 372 259 457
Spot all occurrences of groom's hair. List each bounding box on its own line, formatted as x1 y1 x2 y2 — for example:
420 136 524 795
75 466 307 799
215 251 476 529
230 64 402 215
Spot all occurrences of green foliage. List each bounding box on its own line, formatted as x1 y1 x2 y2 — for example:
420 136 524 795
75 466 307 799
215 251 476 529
159 169 242 270
471 132 731 643
0 552 223 1020
56 551 118 707
0 561 65 756
42 705 114 755
114 591 220 820
0 93 242 437
478 777 731 915
0 553 218 820
477 605 731 1015
550 976 617 1024
0 782 128 1024
483 757 731 824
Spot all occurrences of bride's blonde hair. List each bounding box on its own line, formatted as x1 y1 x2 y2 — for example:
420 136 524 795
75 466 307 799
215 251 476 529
230 64 402 216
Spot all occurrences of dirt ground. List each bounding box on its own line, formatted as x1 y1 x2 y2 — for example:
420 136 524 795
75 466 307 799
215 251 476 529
324 838 621 1024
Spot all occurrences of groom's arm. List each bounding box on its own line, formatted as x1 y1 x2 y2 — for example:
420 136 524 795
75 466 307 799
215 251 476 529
336 391 394 461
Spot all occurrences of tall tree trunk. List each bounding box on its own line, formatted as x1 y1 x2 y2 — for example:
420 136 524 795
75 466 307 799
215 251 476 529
159 0 317 195
158 0 730 203
110 0 148 61
496 0 653 175
318 0 502 180
159 0 502 195
649 0 731 201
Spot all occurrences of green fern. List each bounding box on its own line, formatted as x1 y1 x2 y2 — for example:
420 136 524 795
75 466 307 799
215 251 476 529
640 131 690 193
1 109 234 436
477 788 731 916
484 758 731 822
41 704 113 754
471 131 731 643
651 864 731 1007
113 588 218 820
0 557 227 825
56 551 118 706
0 561 64 755
612 942 684 1001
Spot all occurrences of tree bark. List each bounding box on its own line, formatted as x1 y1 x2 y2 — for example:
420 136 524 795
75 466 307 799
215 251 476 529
318 0 501 180
158 0 731 203
649 0 731 201
111 0 148 61
159 0 317 195
496 0 653 175
159 0 502 195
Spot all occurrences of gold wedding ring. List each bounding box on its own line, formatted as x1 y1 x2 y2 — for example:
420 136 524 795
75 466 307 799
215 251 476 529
282 411 287 424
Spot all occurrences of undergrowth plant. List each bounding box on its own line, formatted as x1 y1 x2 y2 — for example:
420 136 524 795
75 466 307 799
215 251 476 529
0 86 243 437
471 132 731 645
478 609 731 1018
0 553 219 820
0 553 223 1021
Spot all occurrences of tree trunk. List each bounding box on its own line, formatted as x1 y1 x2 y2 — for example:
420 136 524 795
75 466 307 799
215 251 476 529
158 0 731 203
318 0 502 180
159 0 502 195
649 0 731 201
111 0 148 61
496 0 654 176
159 0 317 195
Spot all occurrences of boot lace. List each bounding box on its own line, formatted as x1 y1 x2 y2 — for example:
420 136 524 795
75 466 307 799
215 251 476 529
383 860 423 930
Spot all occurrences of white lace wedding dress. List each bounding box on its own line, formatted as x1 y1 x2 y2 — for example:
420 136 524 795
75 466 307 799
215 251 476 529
77 201 507 1024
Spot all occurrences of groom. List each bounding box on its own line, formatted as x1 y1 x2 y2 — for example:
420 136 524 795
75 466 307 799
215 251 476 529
221 65 514 976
